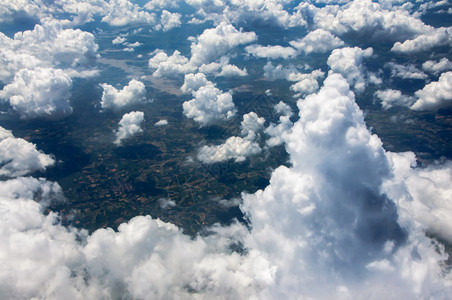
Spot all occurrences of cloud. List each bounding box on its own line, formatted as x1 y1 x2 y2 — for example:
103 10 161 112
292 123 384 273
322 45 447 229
297 0 433 39
0 67 73 119
391 27 452 53
327 47 374 92
100 79 147 110
241 73 450 298
264 101 293 147
1 73 451 300
154 119 168 126
189 22 257 67
240 111 265 140
197 136 262 164
155 10 182 31
245 45 297 59
148 50 195 77
197 112 264 163
411 71 452 110
386 62 428 80
198 57 248 77
114 111 145 145
289 29 344 54
264 62 325 96
0 126 54 177
101 0 156 27
217 64 247 77
375 89 415 110
0 20 98 82
422 58 452 75
182 82 236 126
180 72 211 94
112 36 127 44
144 0 180 11
384 152 452 243
185 0 303 29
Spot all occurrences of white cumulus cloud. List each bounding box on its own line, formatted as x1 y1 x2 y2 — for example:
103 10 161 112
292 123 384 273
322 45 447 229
0 67 73 119
290 29 344 54
182 80 236 126
0 126 54 177
327 46 374 92
245 44 297 59
422 58 452 75
100 79 147 110
114 111 145 145
375 89 415 110
411 71 452 111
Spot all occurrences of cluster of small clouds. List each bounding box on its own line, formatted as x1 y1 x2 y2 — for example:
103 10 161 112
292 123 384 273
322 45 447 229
149 22 255 78
264 62 325 96
197 112 265 163
1 74 452 299
375 71 452 111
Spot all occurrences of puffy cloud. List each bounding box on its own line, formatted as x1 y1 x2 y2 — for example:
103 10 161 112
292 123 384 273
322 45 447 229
148 50 195 77
384 152 452 243
100 79 147 110
216 64 247 77
264 101 293 147
189 22 257 67
198 57 247 77
180 72 211 94
114 111 145 145
327 47 373 92
0 67 73 119
182 83 236 126
386 62 428 80
101 0 156 26
422 58 452 75
411 71 452 111
391 27 452 53
289 29 344 54
264 62 324 96
185 0 302 29
112 36 127 44
154 119 168 126
197 112 264 163
144 0 180 11
245 45 297 59
0 126 54 178
197 136 262 164
297 0 432 39
240 112 265 140
375 89 415 110
0 20 98 82
155 10 182 31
